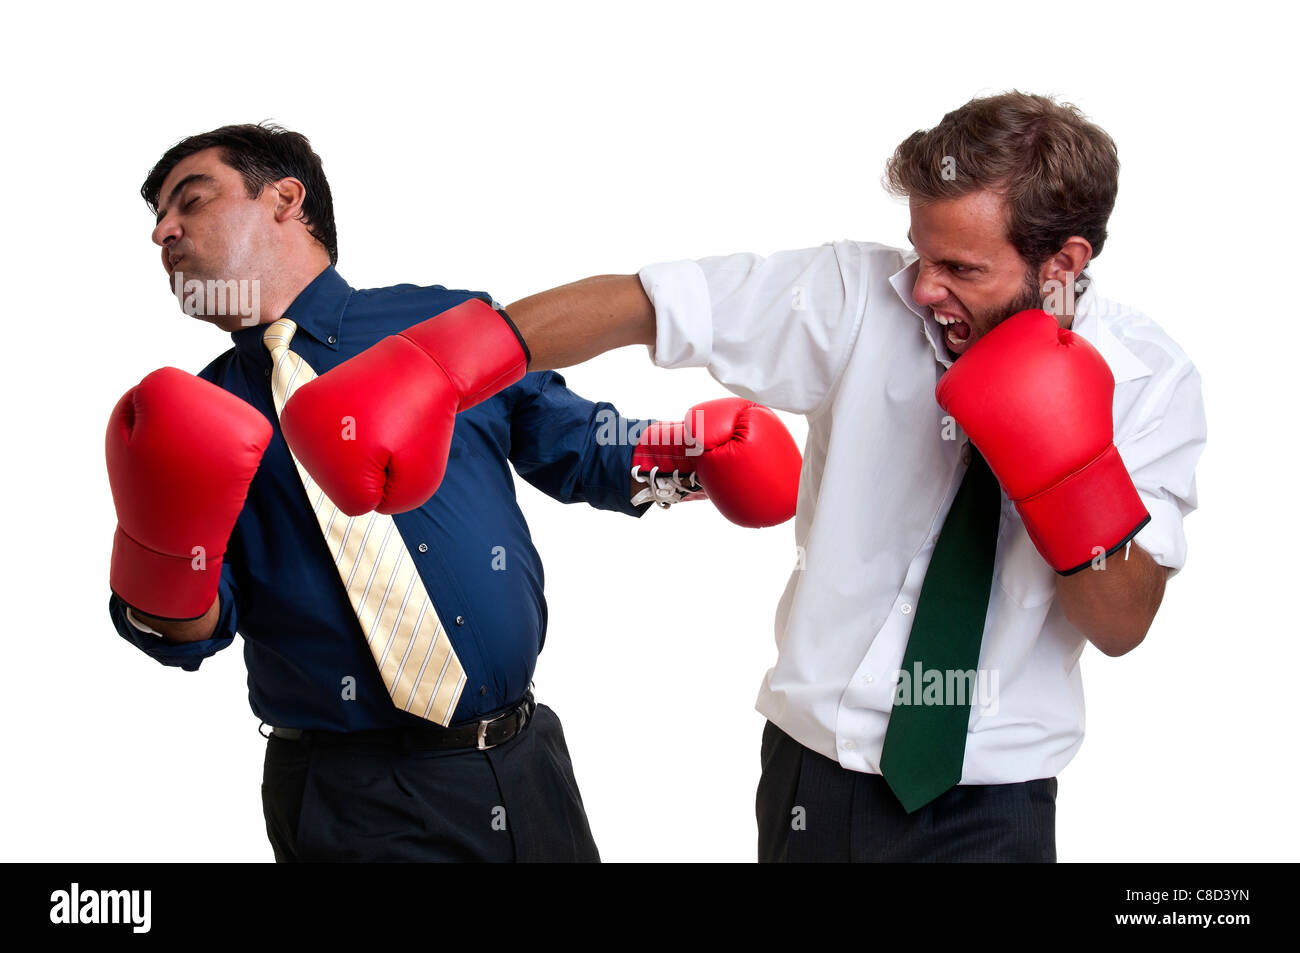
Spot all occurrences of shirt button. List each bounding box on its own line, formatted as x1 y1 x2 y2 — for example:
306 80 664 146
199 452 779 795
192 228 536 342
963 446 972 465
455 616 465 626
263 368 270 377
861 674 874 684
417 543 428 553
842 739 857 750
900 603 912 615
328 335 337 345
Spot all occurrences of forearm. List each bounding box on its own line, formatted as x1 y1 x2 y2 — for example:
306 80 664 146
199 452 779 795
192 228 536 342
505 275 655 371
130 596 221 644
1055 541 1168 657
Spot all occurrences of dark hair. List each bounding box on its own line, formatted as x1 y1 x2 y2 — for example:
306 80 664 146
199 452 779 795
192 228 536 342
883 90 1119 267
141 121 337 265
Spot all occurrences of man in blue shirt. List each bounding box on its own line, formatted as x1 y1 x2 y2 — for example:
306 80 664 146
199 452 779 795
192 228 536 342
105 122 798 862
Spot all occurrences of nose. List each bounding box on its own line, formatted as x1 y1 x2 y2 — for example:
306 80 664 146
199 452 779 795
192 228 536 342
152 214 180 249
911 264 950 309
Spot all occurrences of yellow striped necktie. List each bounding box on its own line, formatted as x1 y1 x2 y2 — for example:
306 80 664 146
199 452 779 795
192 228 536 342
263 319 467 726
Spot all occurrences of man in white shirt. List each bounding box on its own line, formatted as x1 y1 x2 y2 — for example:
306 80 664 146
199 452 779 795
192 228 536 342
482 91 1207 860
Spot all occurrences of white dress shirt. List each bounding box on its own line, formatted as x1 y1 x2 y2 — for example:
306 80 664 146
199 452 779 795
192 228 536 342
638 241 1206 784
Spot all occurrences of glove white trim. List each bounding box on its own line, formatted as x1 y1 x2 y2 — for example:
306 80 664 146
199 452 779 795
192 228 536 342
631 465 701 509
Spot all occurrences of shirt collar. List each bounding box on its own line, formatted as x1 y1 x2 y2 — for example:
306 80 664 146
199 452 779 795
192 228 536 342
887 255 1151 383
232 264 352 356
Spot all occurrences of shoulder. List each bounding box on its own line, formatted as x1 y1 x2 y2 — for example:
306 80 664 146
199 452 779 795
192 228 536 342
829 239 911 277
1088 289 1200 392
348 278 493 312
1084 289 1205 446
808 241 914 306
346 280 497 332
765 239 909 271
839 239 909 264
197 347 238 384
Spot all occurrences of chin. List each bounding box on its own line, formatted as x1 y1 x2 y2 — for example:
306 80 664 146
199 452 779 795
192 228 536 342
221 315 263 332
192 312 260 333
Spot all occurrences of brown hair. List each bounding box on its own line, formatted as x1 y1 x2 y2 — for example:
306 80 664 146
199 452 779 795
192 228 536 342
883 91 1119 267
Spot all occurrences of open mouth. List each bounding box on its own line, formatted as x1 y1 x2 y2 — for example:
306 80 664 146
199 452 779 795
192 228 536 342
933 311 972 348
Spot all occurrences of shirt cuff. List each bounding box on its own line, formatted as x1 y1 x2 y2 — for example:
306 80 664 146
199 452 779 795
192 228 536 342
1132 492 1188 578
125 606 161 635
113 594 235 672
639 260 713 369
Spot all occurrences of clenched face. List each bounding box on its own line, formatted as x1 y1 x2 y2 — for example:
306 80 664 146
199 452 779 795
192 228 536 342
150 147 280 331
907 189 1045 359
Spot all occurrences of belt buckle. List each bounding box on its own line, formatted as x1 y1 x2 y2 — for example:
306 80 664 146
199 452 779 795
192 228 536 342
476 709 511 750
476 699 528 750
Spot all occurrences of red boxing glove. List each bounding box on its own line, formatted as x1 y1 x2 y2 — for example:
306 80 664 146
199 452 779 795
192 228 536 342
935 309 1149 574
106 367 272 619
633 397 801 528
280 298 528 515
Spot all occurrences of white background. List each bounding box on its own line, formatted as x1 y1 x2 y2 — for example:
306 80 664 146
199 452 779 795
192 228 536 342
2 0 1294 862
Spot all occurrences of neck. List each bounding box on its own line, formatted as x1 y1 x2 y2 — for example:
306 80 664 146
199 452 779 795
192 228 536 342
254 257 332 325
176 259 331 333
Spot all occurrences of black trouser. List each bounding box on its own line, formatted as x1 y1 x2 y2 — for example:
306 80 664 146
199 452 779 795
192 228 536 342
261 703 599 862
756 720 1057 862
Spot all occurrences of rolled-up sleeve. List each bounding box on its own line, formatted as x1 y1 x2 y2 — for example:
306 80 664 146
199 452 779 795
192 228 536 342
1120 363 1207 577
108 563 239 671
508 370 649 517
638 241 868 415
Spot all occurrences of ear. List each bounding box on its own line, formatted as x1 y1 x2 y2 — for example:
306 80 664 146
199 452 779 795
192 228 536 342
1038 236 1092 291
268 176 308 224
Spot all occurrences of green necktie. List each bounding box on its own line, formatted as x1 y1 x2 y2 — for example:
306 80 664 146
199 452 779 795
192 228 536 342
880 442 1002 813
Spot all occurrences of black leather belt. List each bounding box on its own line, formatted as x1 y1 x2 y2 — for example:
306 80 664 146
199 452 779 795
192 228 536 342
262 692 535 751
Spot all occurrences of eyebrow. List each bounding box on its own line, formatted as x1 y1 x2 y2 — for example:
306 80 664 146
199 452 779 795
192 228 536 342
906 229 984 271
155 173 213 224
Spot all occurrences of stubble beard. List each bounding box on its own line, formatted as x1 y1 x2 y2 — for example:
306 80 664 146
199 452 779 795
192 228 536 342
974 267 1044 339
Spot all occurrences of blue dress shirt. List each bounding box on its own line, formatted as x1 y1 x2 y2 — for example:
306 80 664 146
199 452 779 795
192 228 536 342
109 266 649 729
